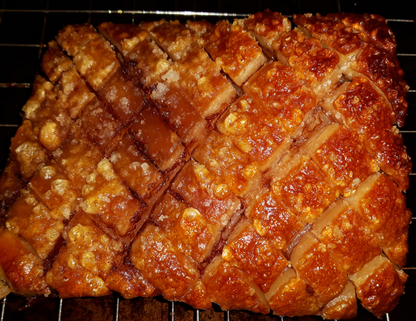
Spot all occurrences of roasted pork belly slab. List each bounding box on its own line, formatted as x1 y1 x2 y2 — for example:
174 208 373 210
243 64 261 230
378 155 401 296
0 10 412 319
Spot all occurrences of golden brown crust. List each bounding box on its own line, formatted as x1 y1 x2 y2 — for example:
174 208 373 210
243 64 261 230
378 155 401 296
273 29 341 99
271 153 339 223
313 200 381 274
222 220 289 293
216 95 290 169
0 12 411 319
291 232 348 306
266 268 321 317
0 229 51 296
203 20 266 86
244 61 317 133
350 255 407 317
241 9 291 56
203 256 270 314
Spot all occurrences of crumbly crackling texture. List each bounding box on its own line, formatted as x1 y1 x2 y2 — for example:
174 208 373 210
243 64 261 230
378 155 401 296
0 10 411 320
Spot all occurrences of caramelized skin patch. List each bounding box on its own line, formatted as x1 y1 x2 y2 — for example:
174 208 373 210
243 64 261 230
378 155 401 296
46 245 111 298
71 37 120 91
350 255 407 317
152 191 217 263
9 120 47 180
291 232 348 306
273 29 341 99
55 68 95 120
79 99 123 157
328 76 411 190
313 200 381 274
192 131 258 196
243 61 317 133
172 160 240 228
28 163 77 220
245 189 303 251
352 46 408 127
222 220 289 293
109 134 164 200
98 22 148 56
128 106 186 172
5 190 63 260
330 76 395 130
148 20 199 61
105 259 159 299
266 268 321 317
171 43 237 119
203 256 269 314
150 78 208 148
99 69 146 124
124 35 171 88
336 13 396 53
384 232 409 267
241 9 291 55
56 24 101 57
0 229 50 295
41 40 73 83
52 126 103 192
303 124 376 196
81 158 145 237
271 154 339 223
63 212 125 279
203 21 266 86
217 95 289 169
130 224 200 301
347 173 411 249
294 13 408 127
293 13 366 56
182 280 212 310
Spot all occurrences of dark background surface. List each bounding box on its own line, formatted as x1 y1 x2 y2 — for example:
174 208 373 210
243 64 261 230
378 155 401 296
0 0 415 320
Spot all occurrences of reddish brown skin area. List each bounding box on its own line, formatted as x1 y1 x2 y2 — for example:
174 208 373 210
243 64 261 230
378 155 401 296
128 106 184 170
218 96 287 163
109 134 164 200
244 62 316 132
295 240 348 306
354 46 408 127
52 127 103 192
131 224 199 301
273 156 338 223
99 69 146 124
172 161 237 225
0 230 50 295
203 259 269 314
275 29 339 84
355 262 407 317
226 226 289 293
357 174 411 247
247 191 303 251
203 21 263 80
268 274 321 317
318 207 382 274
105 259 159 299
335 76 395 131
313 126 374 193
294 14 364 55
243 9 290 38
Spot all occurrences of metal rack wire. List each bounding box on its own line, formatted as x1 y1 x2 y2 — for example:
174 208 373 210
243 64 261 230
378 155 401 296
0 0 415 320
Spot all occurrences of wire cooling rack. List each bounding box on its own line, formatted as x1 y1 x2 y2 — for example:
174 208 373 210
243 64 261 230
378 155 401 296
0 0 415 320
